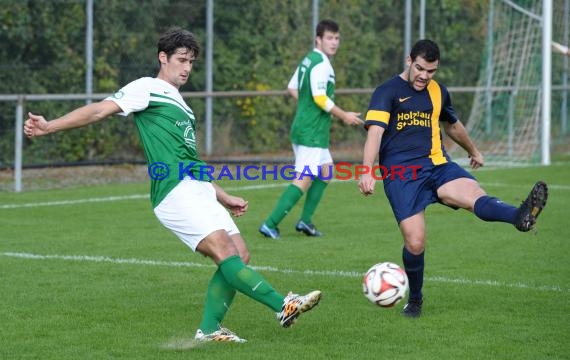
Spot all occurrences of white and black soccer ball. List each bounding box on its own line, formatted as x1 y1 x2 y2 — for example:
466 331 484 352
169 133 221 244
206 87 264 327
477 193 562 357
362 262 409 307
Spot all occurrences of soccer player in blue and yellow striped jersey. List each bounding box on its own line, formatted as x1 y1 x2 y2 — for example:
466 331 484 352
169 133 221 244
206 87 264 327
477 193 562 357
359 39 548 318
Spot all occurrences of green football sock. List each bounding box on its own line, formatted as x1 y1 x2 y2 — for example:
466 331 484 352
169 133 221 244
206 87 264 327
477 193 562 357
218 255 284 312
266 184 303 228
198 268 236 333
301 178 328 223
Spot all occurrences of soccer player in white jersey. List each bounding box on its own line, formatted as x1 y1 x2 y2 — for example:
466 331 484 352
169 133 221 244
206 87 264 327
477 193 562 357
24 27 321 343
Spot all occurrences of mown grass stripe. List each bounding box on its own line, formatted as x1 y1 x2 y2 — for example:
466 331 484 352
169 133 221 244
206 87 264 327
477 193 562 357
1 180 568 210
1 251 566 293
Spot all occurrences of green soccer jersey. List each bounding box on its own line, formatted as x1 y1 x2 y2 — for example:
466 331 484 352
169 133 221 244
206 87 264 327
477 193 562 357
107 77 210 208
289 48 336 148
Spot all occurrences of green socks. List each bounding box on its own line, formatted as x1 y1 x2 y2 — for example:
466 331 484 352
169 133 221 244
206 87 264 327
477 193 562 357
218 255 284 312
301 178 328 224
200 256 285 331
265 180 328 227
266 184 303 228
198 269 236 333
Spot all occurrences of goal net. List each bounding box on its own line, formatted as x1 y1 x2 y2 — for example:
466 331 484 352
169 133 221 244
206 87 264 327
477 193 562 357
448 0 544 166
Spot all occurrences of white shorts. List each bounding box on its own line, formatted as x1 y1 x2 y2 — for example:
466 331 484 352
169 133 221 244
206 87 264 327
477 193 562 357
292 144 333 176
153 178 239 251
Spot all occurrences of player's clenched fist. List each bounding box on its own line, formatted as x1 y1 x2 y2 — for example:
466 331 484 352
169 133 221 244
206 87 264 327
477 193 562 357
358 173 376 196
24 112 49 138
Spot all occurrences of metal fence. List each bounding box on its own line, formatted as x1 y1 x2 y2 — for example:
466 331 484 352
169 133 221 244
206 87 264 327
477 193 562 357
1 0 569 192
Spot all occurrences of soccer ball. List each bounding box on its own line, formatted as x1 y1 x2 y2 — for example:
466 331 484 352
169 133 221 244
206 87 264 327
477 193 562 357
362 262 409 307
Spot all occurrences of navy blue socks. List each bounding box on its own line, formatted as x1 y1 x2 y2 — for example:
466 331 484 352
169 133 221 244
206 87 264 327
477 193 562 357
402 247 424 302
474 195 518 224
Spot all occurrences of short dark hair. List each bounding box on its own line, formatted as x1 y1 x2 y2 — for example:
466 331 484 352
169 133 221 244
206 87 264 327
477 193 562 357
410 39 440 62
157 27 200 59
316 19 339 37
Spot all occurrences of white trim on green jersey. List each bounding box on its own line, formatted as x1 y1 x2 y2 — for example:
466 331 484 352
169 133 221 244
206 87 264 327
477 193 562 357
106 77 210 208
288 48 335 111
289 48 336 148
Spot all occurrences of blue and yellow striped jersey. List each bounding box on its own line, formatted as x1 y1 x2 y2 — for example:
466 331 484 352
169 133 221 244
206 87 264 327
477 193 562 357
365 75 458 169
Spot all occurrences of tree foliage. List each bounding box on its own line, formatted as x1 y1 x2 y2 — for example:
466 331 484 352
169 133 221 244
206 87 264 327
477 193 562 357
0 0 493 165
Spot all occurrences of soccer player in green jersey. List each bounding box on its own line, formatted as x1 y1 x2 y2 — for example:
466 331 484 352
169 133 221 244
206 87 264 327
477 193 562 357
259 19 363 239
24 27 321 343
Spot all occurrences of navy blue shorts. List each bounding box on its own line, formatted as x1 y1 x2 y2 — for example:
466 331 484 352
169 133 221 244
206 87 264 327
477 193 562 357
383 162 475 224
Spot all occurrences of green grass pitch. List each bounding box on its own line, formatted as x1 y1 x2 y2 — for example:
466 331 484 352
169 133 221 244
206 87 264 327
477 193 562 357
1 164 568 359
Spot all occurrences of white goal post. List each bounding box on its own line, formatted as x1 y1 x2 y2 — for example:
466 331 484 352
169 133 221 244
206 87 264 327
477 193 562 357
448 0 552 167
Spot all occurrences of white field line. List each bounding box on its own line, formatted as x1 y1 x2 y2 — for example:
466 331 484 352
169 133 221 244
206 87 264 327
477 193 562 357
1 180 569 210
1 251 567 293
0 194 149 209
0 183 287 209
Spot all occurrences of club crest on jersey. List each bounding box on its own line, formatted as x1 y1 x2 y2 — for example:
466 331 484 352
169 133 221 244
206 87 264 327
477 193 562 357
112 91 124 99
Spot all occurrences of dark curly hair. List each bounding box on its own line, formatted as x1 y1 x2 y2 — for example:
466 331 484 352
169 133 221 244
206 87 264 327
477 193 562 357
157 27 200 60
410 39 440 62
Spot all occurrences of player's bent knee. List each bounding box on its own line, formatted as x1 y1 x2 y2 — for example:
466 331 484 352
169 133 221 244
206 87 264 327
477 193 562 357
403 236 425 254
197 230 240 264
240 251 251 264
405 242 425 255
229 233 250 264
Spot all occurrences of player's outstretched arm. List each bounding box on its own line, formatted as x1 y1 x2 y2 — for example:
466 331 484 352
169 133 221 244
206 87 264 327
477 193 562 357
24 100 122 138
359 125 384 196
442 121 483 169
212 182 249 217
552 41 570 56
330 105 363 126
